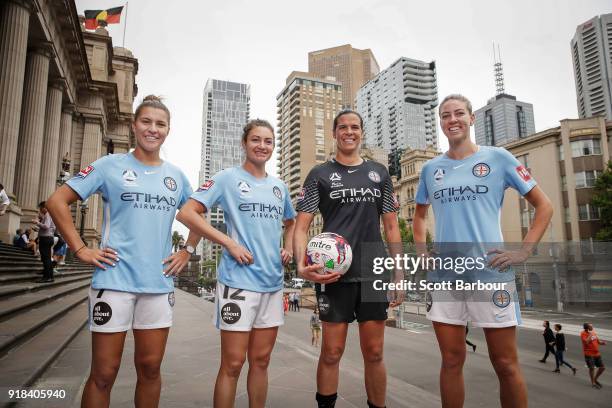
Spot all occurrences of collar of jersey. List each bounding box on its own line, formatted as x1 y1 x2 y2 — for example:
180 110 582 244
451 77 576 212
442 145 482 163
331 158 366 169
128 151 165 169
237 165 269 184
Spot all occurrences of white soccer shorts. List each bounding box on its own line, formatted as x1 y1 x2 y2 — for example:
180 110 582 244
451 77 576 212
425 281 521 328
88 288 174 332
213 282 284 331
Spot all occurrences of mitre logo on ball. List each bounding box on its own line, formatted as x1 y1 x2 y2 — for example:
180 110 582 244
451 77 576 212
306 232 353 275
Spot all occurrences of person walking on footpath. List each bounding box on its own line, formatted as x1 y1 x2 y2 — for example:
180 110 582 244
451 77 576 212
581 322 606 388
553 324 576 375
289 291 296 312
294 291 300 312
33 201 56 283
539 320 556 363
311 308 321 347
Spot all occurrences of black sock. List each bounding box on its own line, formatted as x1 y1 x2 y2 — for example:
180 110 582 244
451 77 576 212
367 401 385 408
316 392 337 408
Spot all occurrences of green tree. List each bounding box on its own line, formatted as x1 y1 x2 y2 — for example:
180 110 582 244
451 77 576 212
398 218 414 244
592 161 612 241
172 230 184 252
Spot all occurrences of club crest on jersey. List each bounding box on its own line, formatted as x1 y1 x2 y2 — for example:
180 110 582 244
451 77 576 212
472 163 490 178
164 177 177 191
197 180 214 192
273 186 282 201
77 165 94 178
237 181 251 195
492 290 511 308
368 171 381 183
516 165 531 182
122 169 138 186
329 172 342 182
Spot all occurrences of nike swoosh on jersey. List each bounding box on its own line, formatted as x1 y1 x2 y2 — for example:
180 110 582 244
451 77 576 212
144 171 157 175
453 164 464 169
348 170 358 173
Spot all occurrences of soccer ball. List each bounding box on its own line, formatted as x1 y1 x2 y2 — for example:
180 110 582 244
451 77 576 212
306 232 353 275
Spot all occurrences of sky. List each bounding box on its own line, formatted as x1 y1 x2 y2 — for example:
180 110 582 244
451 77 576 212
76 0 611 236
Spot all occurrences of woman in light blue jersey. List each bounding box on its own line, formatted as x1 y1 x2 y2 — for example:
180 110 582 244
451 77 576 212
47 95 199 408
413 94 553 408
177 119 296 407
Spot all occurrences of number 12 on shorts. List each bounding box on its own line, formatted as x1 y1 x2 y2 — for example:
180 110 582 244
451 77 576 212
223 286 245 301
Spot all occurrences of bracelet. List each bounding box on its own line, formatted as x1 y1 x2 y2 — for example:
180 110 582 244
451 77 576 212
74 244 87 255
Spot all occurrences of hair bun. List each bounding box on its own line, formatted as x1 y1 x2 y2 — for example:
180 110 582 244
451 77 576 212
142 94 163 103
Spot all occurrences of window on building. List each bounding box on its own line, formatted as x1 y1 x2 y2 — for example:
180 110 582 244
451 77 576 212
564 207 570 223
558 144 564 161
516 106 527 138
517 154 529 168
578 204 600 221
571 139 602 157
484 110 495 145
561 175 567 191
575 170 600 188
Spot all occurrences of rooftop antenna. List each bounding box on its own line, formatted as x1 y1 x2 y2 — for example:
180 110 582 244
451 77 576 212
493 42 505 95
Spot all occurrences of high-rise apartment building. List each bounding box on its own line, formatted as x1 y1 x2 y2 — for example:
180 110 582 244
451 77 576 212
276 71 343 237
571 13 612 120
308 44 379 109
355 57 439 152
199 79 250 261
474 94 536 146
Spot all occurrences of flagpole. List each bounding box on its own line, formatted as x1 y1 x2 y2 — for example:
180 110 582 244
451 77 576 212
122 1 129 48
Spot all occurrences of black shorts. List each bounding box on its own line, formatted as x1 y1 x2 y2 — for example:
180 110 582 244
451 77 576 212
584 355 604 368
315 281 388 323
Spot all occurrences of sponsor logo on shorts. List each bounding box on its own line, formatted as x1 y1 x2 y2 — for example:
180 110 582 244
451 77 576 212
317 294 330 315
168 292 175 307
368 171 381 183
77 165 95 178
273 186 282 201
492 290 511 308
221 302 241 324
164 177 177 191
472 163 490 178
197 180 214 192
92 301 112 325
425 292 433 312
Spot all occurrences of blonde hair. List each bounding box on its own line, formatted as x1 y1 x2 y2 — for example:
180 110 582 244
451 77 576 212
439 94 473 115
134 95 171 124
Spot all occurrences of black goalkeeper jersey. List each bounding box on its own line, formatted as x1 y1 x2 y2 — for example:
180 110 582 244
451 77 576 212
296 159 398 282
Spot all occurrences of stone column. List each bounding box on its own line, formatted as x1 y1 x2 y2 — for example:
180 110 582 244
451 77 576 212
57 105 75 170
0 0 32 195
80 118 103 246
38 81 65 202
14 44 53 223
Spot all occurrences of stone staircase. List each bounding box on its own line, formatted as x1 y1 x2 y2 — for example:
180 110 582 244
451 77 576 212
0 243 93 407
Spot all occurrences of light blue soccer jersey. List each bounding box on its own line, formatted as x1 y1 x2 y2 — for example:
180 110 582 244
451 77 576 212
415 146 537 282
66 153 192 293
191 167 296 293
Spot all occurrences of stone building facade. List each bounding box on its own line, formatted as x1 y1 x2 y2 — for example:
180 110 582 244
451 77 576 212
0 0 138 245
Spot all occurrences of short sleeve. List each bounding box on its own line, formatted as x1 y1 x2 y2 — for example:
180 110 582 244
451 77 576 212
65 157 108 200
295 168 320 213
500 148 537 196
282 183 296 220
381 167 398 214
177 171 193 209
415 165 430 205
190 171 226 212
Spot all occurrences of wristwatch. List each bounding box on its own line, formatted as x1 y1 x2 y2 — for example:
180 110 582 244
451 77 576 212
184 245 195 254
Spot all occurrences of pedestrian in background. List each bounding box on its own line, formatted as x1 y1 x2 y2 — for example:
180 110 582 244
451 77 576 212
581 322 606 388
539 320 556 363
33 201 56 283
553 324 576 375
311 308 321 347
0 183 9 216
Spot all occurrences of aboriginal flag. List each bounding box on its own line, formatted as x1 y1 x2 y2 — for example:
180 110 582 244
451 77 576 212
84 6 124 30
